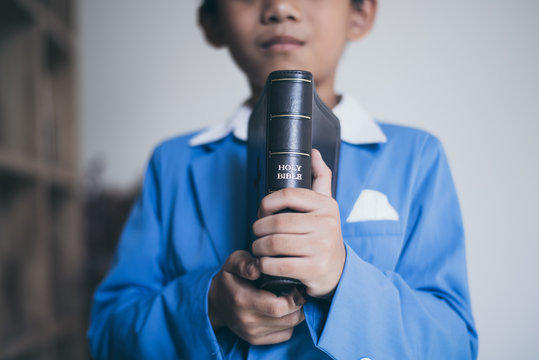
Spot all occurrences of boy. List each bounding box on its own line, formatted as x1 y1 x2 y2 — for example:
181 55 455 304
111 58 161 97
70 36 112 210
88 0 478 359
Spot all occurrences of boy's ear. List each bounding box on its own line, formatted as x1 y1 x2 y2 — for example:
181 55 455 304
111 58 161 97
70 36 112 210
347 0 378 42
198 6 226 48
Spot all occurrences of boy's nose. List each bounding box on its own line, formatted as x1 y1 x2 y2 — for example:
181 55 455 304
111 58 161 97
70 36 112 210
261 0 301 24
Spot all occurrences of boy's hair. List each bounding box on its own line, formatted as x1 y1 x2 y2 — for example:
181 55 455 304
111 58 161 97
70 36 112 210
201 0 365 16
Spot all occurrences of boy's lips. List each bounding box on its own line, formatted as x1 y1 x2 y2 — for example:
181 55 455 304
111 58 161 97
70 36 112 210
261 36 305 52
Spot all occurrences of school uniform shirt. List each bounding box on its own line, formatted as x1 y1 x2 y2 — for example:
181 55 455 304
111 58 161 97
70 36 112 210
88 95 478 359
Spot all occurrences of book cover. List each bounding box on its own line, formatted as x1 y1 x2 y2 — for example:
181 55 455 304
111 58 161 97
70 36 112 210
247 70 341 295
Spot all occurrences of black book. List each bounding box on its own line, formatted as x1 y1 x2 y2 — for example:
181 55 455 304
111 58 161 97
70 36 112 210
247 70 341 296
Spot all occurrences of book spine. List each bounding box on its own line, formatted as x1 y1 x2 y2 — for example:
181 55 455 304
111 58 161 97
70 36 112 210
266 74 312 194
256 71 312 296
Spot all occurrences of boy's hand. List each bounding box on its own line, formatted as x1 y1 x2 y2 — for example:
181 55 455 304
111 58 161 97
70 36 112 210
208 250 306 345
252 149 346 298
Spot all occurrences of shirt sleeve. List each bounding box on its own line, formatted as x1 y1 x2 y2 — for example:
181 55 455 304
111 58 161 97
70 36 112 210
87 150 225 360
304 135 478 359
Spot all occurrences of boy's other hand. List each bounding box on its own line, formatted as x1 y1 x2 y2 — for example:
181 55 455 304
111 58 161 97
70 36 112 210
252 149 346 298
208 250 305 345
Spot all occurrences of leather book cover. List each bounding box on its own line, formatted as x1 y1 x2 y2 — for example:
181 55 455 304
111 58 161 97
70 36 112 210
247 70 341 296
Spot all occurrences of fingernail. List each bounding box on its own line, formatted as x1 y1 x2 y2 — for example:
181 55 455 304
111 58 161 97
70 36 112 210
294 294 306 306
247 263 255 277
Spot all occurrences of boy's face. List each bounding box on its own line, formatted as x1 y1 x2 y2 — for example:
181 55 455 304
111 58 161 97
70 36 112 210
201 0 376 97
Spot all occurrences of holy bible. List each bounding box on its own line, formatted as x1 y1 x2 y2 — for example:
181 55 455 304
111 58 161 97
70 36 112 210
247 70 341 296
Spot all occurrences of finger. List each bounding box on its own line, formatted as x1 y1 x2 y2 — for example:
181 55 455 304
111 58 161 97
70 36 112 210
223 250 260 280
252 234 313 257
290 286 307 306
258 256 309 283
253 212 319 237
258 188 329 218
258 308 305 330
311 149 332 197
250 292 302 317
249 327 295 346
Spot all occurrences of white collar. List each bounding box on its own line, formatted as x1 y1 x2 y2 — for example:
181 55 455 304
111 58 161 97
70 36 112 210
189 93 387 146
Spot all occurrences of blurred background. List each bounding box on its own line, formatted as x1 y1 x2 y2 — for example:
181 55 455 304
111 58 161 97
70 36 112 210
0 0 538 359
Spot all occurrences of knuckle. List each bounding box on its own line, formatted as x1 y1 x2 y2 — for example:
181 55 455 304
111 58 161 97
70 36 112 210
276 261 288 274
268 235 281 253
242 313 257 327
251 239 260 254
233 249 247 261
252 326 268 339
249 336 265 346
318 255 329 269
241 261 250 276
236 311 250 325
259 196 270 212
218 270 230 284
325 166 332 177
266 303 279 317
232 291 246 308
319 237 333 254
244 323 259 338
320 197 338 213
280 187 294 199
228 250 240 261
294 309 304 323
267 301 285 317
321 215 338 231
273 215 287 229
284 312 300 327
252 220 262 236
228 252 245 273
258 257 269 273
282 328 294 341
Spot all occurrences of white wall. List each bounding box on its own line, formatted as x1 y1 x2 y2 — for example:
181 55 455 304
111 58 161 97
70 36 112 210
80 0 539 358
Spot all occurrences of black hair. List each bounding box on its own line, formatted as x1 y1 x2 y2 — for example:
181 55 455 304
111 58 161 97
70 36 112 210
201 0 365 16
200 0 217 15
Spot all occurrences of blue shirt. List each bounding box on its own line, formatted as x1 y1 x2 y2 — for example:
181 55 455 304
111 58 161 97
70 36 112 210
88 96 478 359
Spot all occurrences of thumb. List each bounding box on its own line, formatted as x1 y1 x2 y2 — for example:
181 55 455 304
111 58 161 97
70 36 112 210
311 149 332 197
223 250 260 280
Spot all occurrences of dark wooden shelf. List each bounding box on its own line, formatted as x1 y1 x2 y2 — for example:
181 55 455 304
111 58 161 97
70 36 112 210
12 0 76 52
0 0 84 359
0 318 84 359
0 151 79 189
